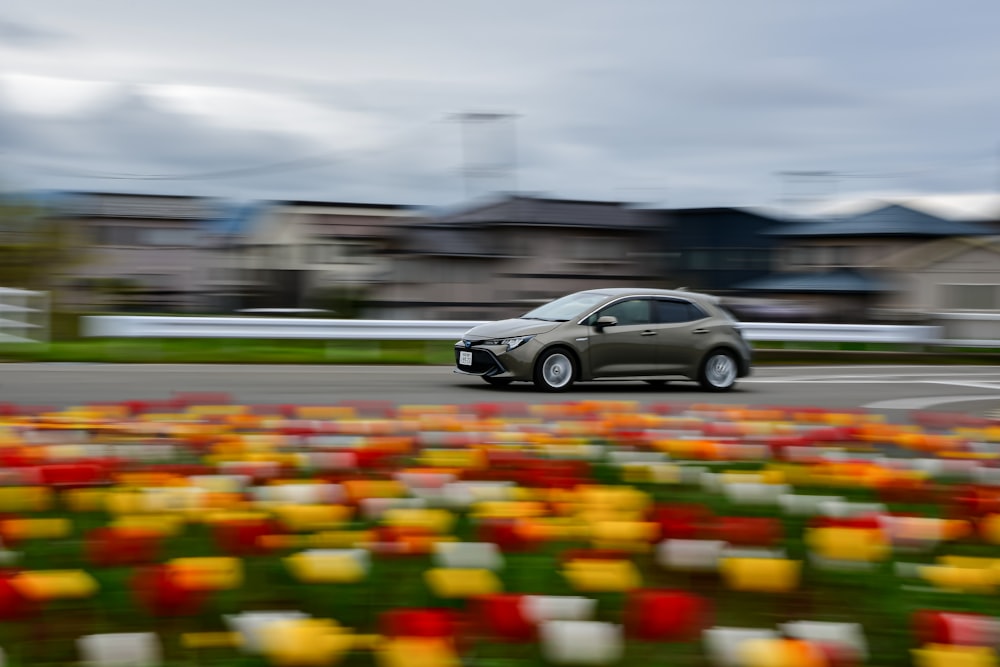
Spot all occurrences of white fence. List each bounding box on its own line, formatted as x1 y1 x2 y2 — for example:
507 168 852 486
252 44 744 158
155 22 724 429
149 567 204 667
78 315 994 347
0 288 49 344
82 316 487 341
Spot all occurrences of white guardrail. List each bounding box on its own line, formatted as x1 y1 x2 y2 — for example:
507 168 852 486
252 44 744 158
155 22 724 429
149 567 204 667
77 315 989 347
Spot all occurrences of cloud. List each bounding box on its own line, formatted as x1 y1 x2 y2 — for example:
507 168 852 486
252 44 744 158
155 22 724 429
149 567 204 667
0 74 118 116
0 82 456 204
2 1 1000 208
0 17 69 48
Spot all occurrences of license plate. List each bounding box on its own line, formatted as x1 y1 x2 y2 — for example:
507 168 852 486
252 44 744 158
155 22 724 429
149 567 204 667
459 351 473 366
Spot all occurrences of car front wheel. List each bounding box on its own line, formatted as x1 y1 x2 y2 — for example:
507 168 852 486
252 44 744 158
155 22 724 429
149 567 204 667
698 350 738 392
533 348 576 392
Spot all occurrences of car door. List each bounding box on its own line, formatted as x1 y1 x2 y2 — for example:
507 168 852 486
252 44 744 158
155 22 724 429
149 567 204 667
585 298 669 377
653 299 715 372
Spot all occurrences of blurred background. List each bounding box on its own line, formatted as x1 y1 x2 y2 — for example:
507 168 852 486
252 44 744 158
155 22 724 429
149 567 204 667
2 1 1000 339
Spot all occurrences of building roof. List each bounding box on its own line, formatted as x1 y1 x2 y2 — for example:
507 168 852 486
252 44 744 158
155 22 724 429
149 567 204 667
733 269 890 293
436 195 656 230
395 225 505 258
755 193 1000 223
277 200 415 210
766 204 996 238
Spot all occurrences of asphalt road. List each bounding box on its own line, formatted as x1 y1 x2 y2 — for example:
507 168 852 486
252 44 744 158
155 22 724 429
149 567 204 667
2 363 1000 416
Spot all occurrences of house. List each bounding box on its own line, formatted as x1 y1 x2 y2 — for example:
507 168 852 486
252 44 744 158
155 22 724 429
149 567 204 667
648 207 786 292
876 236 1000 337
206 200 424 312
366 195 664 320
734 202 998 321
198 201 269 313
48 192 221 312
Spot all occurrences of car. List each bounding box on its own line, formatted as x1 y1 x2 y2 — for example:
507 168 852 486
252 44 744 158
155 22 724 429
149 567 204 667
454 287 753 392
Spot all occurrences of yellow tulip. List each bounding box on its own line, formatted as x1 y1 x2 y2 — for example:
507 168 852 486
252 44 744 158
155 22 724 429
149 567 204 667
720 558 801 593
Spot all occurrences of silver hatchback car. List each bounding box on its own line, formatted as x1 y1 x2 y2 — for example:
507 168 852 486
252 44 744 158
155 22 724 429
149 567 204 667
455 288 752 392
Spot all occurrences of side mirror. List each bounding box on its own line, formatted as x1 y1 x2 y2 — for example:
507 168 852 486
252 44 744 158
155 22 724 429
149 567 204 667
595 315 618 329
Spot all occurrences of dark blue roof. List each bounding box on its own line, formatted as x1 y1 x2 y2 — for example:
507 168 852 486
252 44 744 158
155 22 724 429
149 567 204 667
733 269 890 293
436 194 655 229
767 204 995 238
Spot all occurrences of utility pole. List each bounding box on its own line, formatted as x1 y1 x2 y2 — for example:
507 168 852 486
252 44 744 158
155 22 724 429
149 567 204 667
449 112 518 200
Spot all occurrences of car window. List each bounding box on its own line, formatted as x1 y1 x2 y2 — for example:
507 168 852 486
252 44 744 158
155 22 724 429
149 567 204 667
594 298 653 326
654 299 707 323
522 292 608 321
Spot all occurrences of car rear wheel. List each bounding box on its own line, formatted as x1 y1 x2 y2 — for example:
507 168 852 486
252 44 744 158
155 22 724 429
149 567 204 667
483 376 513 387
533 348 576 392
698 350 738 392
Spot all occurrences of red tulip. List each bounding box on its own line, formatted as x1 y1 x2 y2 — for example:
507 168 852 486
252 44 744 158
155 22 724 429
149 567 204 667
474 594 534 642
381 608 462 639
709 517 782 547
132 565 209 617
85 527 161 567
0 576 36 620
625 589 710 641
915 610 1000 647
212 518 282 556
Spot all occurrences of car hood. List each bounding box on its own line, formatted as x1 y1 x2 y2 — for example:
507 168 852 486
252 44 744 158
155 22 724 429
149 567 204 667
463 318 562 340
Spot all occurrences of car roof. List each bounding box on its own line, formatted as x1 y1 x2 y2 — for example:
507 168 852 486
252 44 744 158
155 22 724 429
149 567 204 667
585 287 716 301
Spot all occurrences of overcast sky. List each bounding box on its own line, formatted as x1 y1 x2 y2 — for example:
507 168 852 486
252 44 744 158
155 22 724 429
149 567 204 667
2 1 1000 209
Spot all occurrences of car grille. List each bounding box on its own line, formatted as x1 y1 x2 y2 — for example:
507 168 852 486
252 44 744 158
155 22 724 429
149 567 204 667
455 348 503 375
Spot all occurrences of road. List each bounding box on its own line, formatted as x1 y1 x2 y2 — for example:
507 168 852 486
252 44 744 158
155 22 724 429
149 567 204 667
2 363 1000 416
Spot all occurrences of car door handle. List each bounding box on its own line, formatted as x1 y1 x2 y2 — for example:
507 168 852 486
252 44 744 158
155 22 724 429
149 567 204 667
692 328 710 334
640 330 657 336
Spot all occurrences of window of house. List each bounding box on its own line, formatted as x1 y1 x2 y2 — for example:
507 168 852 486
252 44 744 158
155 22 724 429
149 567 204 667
305 244 327 264
688 250 710 270
573 237 608 260
941 284 998 310
144 228 198 246
832 245 852 266
96 226 139 246
754 249 772 270
788 245 814 267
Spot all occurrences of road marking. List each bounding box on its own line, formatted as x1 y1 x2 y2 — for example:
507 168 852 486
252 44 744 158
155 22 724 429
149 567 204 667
924 380 1000 391
864 395 1000 410
747 372 1000 383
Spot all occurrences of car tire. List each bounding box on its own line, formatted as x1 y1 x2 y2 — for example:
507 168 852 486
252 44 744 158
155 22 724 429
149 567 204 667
483 376 513 387
698 349 738 392
533 348 576 392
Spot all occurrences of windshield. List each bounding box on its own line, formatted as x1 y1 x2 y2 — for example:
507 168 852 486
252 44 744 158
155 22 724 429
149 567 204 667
521 292 609 322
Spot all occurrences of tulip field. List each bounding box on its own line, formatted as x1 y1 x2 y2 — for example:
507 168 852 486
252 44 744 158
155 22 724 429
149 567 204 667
1 395 1000 666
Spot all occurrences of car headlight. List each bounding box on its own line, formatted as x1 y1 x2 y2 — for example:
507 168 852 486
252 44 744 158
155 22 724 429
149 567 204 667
479 335 535 351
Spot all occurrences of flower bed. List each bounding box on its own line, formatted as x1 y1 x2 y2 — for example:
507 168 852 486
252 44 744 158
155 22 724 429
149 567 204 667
0 396 998 665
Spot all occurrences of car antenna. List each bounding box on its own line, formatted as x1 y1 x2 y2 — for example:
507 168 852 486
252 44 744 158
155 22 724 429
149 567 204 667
676 286 688 291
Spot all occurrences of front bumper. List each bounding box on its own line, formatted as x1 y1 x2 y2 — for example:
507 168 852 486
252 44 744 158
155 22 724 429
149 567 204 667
454 346 507 376
454 341 538 380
